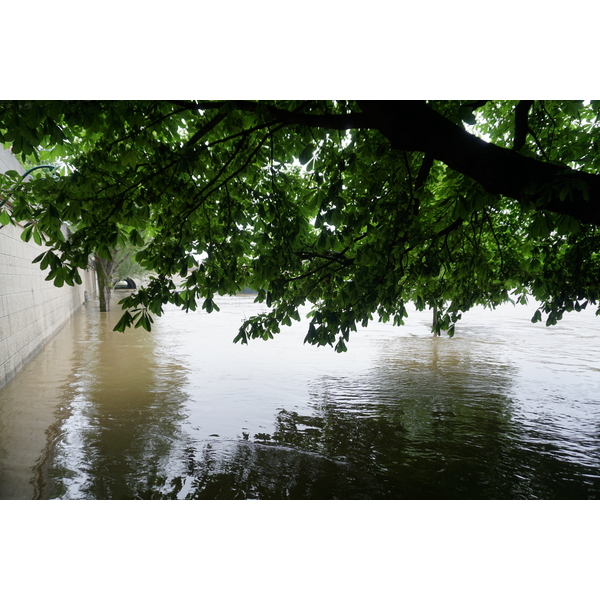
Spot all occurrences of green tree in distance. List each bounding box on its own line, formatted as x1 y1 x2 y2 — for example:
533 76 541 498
0 101 599 350
110 243 152 287
94 241 153 312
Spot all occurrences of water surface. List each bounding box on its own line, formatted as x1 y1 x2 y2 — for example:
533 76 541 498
1 293 599 499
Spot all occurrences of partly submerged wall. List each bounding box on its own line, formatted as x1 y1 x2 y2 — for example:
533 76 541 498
0 148 96 388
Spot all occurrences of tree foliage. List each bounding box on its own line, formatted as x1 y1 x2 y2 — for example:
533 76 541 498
111 243 152 285
1 100 599 349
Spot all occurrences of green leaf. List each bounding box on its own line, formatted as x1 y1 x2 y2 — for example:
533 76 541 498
529 212 554 238
559 184 571 201
54 269 65 288
563 101 582 119
334 338 347 353
21 226 34 242
129 228 143 246
0 210 11 226
113 310 134 332
299 143 315 165
233 328 248 345
134 313 152 331
121 149 138 167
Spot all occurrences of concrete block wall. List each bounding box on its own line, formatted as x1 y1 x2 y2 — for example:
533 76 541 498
0 147 96 388
0 147 22 174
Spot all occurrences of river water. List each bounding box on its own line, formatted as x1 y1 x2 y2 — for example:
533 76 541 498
1 292 600 500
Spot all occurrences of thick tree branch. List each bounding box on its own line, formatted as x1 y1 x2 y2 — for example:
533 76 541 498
357 101 600 227
173 100 600 226
514 100 534 151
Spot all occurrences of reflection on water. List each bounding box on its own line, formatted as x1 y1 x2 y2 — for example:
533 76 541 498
38 309 191 500
1 292 600 499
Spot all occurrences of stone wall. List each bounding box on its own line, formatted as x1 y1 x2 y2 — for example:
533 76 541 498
0 147 96 388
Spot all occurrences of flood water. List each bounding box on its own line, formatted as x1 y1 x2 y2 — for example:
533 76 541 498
1 292 600 500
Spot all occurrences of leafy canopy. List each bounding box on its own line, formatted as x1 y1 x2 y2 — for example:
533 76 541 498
1 100 599 349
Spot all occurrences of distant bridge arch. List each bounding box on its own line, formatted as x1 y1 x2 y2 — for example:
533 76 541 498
114 278 137 290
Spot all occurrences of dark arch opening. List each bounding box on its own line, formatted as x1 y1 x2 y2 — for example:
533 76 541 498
114 278 137 290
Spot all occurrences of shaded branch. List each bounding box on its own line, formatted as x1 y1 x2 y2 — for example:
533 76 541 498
437 217 464 237
514 100 534 151
164 100 600 227
415 153 434 190
357 101 600 227
186 112 227 147
170 100 370 131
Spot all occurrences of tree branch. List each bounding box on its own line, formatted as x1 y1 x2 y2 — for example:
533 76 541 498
172 100 600 226
170 100 370 131
513 100 534 151
357 101 600 227
186 112 227 147
415 153 434 190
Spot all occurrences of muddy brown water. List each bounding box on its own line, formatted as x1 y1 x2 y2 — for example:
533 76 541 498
1 292 600 499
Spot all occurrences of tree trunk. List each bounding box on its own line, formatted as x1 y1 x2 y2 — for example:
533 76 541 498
95 255 114 312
